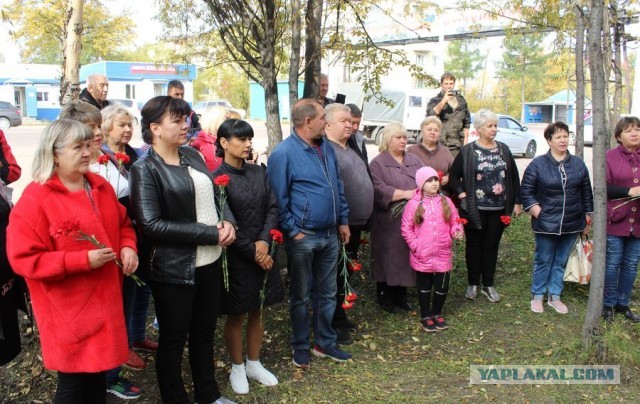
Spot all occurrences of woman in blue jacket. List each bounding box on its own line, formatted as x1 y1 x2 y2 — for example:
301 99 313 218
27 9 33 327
520 122 593 314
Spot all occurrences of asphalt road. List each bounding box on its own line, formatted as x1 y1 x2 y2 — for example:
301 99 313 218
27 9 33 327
2 121 593 203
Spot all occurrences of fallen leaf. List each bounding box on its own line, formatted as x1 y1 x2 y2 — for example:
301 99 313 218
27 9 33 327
411 336 420 342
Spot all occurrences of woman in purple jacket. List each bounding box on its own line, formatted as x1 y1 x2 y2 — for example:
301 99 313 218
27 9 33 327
604 116 640 323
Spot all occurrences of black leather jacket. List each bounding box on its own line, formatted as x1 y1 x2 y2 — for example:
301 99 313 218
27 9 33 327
129 146 235 285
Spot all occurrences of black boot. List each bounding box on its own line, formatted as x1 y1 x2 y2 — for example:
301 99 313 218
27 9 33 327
393 286 412 311
615 305 640 323
377 282 396 314
602 306 614 323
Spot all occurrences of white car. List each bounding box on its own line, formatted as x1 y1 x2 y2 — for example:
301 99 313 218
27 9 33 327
568 116 593 146
193 100 246 119
109 98 142 126
469 114 537 158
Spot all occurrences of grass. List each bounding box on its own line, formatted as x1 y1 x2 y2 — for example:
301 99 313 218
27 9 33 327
2 215 640 402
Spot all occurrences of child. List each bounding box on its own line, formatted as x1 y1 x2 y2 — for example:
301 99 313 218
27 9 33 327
401 166 464 332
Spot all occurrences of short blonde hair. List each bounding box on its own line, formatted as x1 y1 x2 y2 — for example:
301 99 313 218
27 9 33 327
32 119 93 183
379 121 408 152
420 116 442 132
474 109 499 131
200 106 228 135
101 104 134 135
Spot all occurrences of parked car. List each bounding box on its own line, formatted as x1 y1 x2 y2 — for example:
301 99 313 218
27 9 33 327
0 101 22 130
108 98 142 126
568 116 593 146
469 113 537 158
193 100 246 119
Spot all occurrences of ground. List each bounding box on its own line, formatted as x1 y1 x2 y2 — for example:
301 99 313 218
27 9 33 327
2 217 639 403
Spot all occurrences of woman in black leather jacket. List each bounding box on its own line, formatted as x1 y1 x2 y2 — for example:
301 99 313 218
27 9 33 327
129 96 236 404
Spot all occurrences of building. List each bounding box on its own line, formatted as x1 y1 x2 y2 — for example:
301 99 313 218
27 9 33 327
522 90 591 125
0 61 197 121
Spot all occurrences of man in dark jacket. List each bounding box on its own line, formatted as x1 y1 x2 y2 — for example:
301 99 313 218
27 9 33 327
79 74 110 110
267 98 352 368
427 72 471 157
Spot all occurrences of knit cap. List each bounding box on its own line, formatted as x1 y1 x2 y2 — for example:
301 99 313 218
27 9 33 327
415 166 439 188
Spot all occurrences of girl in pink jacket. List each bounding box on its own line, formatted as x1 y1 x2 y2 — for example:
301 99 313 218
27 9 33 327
401 166 464 332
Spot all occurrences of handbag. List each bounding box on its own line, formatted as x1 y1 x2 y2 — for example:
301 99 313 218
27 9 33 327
564 234 592 284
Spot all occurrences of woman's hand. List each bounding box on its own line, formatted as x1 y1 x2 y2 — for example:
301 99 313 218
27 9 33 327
440 174 450 186
629 186 640 198
513 204 523 217
529 205 541 219
255 241 269 264
583 214 592 235
454 230 464 240
88 248 117 269
120 247 139 276
218 221 237 247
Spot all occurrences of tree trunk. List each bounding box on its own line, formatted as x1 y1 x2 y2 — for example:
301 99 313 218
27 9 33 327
289 0 302 109
303 0 323 99
575 5 585 159
611 1 623 149
263 73 283 155
582 0 607 354
60 0 83 105
623 38 632 114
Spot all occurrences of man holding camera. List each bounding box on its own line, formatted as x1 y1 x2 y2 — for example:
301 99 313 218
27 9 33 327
426 72 471 157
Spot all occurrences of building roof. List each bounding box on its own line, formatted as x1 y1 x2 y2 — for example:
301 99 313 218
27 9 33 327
526 89 591 107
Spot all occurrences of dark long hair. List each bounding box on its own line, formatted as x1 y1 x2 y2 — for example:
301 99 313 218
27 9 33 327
214 119 254 158
140 96 191 144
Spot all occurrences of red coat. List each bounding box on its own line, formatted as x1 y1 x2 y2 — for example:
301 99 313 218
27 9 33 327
7 173 137 373
191 131 222 172
0 129 21 184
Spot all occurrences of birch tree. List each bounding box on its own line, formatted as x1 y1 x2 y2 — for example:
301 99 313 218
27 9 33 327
60 0 83 105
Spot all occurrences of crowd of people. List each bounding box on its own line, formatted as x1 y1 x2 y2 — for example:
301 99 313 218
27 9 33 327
0 72 639 403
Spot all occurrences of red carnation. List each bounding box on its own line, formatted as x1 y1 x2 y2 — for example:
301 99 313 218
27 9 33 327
346 291 358 302
97 154 109 165
455 218 468 225
348 261 363 272
341 300 354 310
360 238 369 245
50 216 81 240
114 152 130 164
214 174 230 187
437 170 444 183
500 215 511 226
270 229 284 245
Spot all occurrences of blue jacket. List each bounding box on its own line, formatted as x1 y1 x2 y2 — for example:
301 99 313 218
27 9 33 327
520 151 594 235
267 130 349 238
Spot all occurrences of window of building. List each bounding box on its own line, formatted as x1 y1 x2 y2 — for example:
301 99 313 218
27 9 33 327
125 84 136 99
36 92 49 102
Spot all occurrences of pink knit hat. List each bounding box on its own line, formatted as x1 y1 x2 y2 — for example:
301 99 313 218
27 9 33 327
415 166 439 188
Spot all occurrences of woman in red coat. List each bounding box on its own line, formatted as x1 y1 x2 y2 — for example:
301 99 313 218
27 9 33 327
7 119 138 403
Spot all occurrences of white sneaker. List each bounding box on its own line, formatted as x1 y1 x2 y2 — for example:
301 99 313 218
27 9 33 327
229 364 249 394
245 359 278 386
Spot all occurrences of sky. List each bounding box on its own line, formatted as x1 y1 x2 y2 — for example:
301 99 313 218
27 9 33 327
0 0 162 64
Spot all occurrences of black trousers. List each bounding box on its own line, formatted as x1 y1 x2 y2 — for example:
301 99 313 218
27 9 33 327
152 261 221 404
333 224 365 326
54 371 106 404
465 210 506 287
416 272 450 319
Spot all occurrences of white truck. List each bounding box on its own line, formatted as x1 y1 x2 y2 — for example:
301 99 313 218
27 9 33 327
338 86 431 144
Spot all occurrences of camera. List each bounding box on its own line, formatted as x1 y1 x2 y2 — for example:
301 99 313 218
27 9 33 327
450 90 460 96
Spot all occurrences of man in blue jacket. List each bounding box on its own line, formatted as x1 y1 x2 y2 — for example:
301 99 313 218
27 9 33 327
267 98 352 369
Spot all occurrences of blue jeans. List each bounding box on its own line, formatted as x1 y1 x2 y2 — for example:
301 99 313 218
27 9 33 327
604 235 640 307
128 283 152 343
531 233 578 299
286 231 339 350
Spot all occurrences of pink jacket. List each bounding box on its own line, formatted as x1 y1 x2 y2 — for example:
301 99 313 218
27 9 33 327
191 131 222 172
401 190 462 273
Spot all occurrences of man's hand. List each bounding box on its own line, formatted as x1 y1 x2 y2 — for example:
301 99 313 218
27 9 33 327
293 233 306 241
339 224 351 245
255 241 269 264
